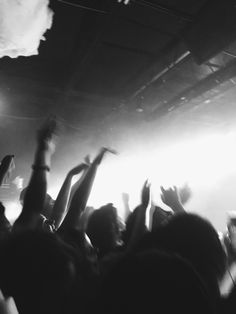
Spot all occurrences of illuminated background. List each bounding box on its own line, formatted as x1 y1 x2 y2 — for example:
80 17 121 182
3 93 236 233
1 0 236 233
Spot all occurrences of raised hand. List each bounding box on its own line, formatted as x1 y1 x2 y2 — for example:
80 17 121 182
37 116 59 153
105 147 118 155
93 147 117 165
13 117 60 231
141 180 151 208
49 162 89 230
122 192 130 204
125 181 150 252
160 186 185 214
161 186 180 207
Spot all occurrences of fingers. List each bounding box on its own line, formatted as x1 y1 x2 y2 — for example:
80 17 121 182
37 116 60 143
160 186 165 194
142 180 151 194
84 155 91 165
104 147 118 155
94 147 117 164
141 179 151 207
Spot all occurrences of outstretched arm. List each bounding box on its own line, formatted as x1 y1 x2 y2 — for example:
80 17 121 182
67 155 91 205
60 147 115 230
14 118 57 230
50 163 88 230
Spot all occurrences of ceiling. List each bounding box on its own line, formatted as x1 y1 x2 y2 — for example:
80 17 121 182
1 0 236 216
1 0 236 119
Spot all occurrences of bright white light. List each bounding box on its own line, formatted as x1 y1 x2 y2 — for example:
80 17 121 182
4 201 22 223
0 0 53 58
87 132 236 216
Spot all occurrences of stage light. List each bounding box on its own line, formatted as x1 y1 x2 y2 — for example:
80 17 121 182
87 131 236 217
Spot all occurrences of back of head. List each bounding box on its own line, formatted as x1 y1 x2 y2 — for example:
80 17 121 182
19 188 54 219
161 213 226 281
0 230 78 314
138 213 226 305
99 249 214 314
86 204 120 257
142 213 226 280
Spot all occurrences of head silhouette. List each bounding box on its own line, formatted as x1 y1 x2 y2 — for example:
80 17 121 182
99 249 214 314
86 204 120 257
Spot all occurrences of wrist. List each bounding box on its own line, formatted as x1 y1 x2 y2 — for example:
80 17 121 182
171 202 185 213
34 151 51 166
32 164 50 172
66 172 74 180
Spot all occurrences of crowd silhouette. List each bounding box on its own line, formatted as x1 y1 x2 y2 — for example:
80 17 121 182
0 117 235 314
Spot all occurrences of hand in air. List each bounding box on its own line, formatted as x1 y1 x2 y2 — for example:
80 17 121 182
94 147 117 164
122 192 130 204
160 185 181 209
141 180 151 208
37 116 59 153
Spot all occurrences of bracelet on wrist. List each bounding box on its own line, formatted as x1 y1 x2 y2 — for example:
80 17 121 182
32 164 50 172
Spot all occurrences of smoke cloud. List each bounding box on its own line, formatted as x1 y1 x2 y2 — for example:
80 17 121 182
0 0 53 58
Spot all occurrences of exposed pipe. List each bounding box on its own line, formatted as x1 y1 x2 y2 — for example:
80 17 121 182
57 0 108 14
130 50 191 99
57 0 193 22
134 0 193 22
149 56 236 120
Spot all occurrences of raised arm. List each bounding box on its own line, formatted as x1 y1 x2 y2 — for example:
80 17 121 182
126 180 150 252
13 118 57 230
50 163 88 230
0 155 15 186
122 192 131 222
67 155 91 205
60 147 114 230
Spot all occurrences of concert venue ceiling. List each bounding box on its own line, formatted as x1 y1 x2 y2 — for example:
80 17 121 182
1 0 236 229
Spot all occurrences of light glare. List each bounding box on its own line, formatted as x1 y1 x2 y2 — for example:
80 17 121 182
88 132 236 215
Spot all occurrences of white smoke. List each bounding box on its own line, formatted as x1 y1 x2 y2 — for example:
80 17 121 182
0 0 53 58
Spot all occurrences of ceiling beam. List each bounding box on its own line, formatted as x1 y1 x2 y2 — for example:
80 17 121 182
148 57 236 120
